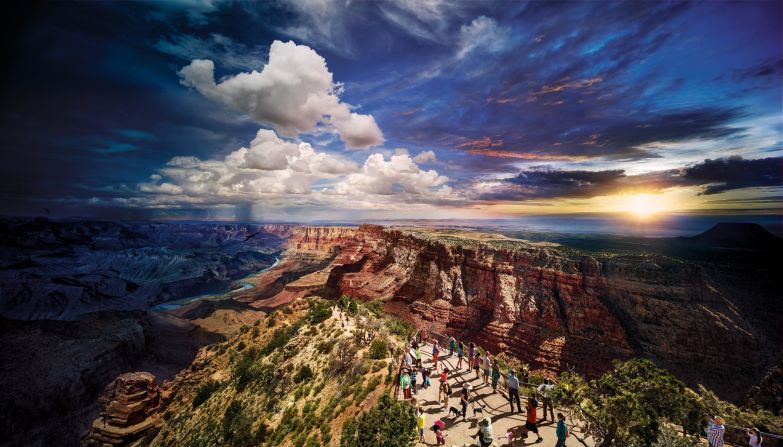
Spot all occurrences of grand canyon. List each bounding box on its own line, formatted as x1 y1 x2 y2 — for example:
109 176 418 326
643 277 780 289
1 218 781 446
2 2 782 446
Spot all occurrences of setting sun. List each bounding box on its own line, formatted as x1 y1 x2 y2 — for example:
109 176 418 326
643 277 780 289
615 193 670 218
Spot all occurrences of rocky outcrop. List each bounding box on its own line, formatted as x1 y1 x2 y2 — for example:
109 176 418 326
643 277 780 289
82 372 166 446
284 226 357 259
313 225 779 401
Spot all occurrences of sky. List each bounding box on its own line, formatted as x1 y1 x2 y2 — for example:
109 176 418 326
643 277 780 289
0 0 780 222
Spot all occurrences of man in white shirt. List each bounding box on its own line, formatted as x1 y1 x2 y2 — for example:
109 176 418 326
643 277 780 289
537 378 556 421
507 370 522 413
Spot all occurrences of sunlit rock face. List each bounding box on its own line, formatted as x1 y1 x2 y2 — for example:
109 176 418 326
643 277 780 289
0 218 288 320
303 224 778 402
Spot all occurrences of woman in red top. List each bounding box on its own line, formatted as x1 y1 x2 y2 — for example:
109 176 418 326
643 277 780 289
524 397 542 442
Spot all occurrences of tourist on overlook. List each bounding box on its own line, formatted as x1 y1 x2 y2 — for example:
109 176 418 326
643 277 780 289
417 407 426 443
432 340 440 371
449 334 456 357
460 388 470 422
507 369 523 413
414 345 422 367
439 380 450 411
525 396 543 443
468 342 476 371
404 345 413 368
482 352 491 385
457 342 465 369
555 412 568 447
707 416 725 447
421 328 428 344
473 351 481 379
422 366 431 389
748 427 763 447
474 416 495 447
400 369 411 399
491 360 502 393
538 378 556 421
410 367 418 395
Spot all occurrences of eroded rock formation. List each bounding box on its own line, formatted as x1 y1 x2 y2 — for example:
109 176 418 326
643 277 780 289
82 372 166 446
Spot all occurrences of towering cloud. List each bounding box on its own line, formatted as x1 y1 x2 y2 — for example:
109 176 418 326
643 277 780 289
179 40 384 149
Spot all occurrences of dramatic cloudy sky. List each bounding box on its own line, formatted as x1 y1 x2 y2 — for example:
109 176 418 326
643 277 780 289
0 0 780 221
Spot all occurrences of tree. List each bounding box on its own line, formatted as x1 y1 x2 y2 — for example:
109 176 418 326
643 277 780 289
331 339 359 375
340 392 415 447
553 359 703 447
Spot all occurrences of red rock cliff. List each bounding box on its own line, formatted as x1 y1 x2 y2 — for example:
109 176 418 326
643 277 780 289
313 225 772 401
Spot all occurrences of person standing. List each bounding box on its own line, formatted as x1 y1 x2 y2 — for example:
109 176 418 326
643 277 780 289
507 369 522 413
417 407 426 443
482 353 491 385
400 369 411 399
457 342 464 369
410 367 418 395
432 340 440 371
491 360 501 393
473 353 481 379
468 342 476 371
460 388 470 422
440 380 450 410
707 416 726 447
525 396 542 443
449 335 456 357
422 366 431 389
537 378 556 421
555 413 568 447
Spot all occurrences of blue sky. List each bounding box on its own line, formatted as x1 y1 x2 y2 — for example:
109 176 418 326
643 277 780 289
0 0 780 221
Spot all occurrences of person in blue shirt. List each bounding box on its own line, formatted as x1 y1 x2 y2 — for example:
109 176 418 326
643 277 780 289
556 412 568 447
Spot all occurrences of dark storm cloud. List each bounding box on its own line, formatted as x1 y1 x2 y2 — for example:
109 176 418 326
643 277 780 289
680 156 783 195
483 156 783 200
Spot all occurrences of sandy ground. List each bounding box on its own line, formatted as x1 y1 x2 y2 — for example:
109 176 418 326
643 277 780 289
400 341 593 447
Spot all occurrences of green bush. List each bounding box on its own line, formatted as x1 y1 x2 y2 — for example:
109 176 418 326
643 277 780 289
308 300 332 325
368 339 388 359
192 380 221 408
340 392 415 447
294 365 315 384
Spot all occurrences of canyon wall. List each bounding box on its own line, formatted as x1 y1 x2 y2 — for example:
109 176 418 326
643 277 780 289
312 225 779 402
0 218 284 320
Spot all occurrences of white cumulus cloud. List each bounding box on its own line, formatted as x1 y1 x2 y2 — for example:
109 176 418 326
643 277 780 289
178 40 384 149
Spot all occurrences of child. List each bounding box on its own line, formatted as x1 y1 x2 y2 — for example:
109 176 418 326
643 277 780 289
434 426 446 445
432 340 440 371
410 367 418 395
473 354 481 379
417 408 426 443
499 429 516 446
422 366 431 389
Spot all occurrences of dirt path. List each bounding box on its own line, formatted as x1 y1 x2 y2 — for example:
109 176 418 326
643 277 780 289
402 341 593 447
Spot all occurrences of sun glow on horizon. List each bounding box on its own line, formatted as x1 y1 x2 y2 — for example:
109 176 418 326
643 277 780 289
614 193 673 219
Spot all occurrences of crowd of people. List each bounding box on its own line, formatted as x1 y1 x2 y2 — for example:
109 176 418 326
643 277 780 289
398 330 569 446
396 329 769 447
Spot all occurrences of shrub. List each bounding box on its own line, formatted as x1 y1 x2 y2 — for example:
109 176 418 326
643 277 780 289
192 380 221 408
294 365 315 384
368 339 388 359
340 392 415 447
308 300 332 325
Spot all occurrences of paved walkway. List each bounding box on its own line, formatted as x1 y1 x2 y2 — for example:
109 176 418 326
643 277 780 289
401 341 593 447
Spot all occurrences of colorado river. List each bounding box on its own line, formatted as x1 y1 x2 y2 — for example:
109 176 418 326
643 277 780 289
151 257 280 311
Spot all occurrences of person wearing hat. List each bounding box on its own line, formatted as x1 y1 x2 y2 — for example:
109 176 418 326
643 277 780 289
707 416 726 447
473 416 494 447
507 369 522 413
